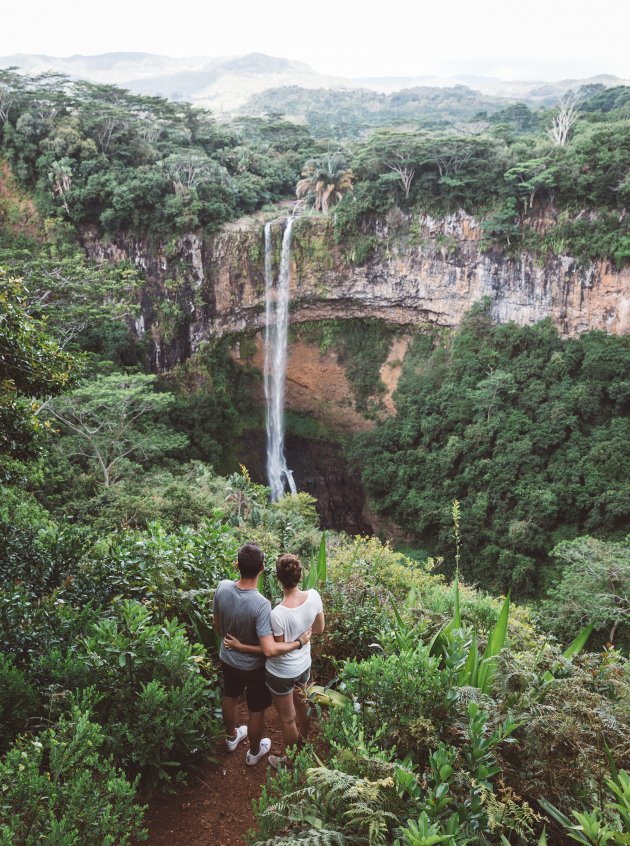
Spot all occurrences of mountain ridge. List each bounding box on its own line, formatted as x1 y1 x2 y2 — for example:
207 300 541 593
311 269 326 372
2 51 628 113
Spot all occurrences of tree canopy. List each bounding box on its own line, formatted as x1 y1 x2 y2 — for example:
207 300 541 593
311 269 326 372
352 304 630 595
0 271 77 472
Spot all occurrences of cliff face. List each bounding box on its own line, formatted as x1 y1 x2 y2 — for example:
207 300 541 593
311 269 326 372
82 209 630 372
81 210 629 534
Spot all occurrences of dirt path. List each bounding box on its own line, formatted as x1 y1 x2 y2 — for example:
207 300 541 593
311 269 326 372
145 705 285 846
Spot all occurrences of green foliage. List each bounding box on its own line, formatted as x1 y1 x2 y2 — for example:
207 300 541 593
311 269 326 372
0 502 233 785
250 745 317 843
72 518 237 639
0 271 77 473
80 600 221 783
304 532 327 590
337 649 451 758
0 708 146 845
538 536 629 647
46 372 188 489
314 579 390 674
0 74 321 239
0 234 141 360
354 308 630 595
0 653 39 752
540 767 630 846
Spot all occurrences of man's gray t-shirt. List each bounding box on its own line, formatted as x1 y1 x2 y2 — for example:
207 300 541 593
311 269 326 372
213 580 273 670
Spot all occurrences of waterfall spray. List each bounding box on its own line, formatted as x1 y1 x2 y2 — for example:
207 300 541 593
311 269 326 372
263 218 297 501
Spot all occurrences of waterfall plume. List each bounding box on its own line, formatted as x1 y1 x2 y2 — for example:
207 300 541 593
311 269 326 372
263 218 297 502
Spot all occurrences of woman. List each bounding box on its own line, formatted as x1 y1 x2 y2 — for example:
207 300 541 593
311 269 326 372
224 552 325 768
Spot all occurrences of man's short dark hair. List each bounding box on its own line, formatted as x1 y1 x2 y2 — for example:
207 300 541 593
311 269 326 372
238 542 264 578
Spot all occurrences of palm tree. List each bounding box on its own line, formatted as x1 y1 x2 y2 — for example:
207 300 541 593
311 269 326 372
48 159 73 214
296 153 353 214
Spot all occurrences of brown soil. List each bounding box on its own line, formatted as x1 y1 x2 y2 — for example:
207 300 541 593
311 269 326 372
144 705 286 846
0 161 43 240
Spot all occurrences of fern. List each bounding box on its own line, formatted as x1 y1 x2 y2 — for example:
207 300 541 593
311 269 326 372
307 768 399 846
478 782 541 839
254 830 347 846
254 767 400 846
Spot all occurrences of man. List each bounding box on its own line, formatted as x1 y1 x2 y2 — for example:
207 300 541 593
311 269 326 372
213 542 310 765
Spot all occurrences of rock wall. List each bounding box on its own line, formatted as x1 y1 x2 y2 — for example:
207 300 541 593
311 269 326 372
81 209 629 534
82 209 629 373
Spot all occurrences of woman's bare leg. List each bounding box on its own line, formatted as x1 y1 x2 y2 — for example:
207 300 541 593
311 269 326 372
293 684 310 742
273 692 299 751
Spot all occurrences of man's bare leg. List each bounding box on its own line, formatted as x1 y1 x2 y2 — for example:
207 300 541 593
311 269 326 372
223 695 239 739
248 709 266 755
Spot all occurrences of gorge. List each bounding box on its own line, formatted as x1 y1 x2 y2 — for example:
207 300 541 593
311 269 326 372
79 207 630 534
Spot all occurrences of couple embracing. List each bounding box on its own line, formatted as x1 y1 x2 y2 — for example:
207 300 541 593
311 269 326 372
212 542 325 769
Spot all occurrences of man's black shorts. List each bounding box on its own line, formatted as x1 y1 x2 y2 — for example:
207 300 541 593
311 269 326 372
220 660 272 712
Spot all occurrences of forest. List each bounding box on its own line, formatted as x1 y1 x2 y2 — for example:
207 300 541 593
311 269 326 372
0 65 628 846
0 70 629 261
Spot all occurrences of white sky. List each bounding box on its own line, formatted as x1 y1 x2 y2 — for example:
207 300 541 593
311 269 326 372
2 0 629 80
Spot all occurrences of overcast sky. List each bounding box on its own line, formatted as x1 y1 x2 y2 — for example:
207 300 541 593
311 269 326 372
2 0 629 80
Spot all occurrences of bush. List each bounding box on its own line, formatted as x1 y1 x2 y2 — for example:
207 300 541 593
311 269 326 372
337 649 451 758
80 600 222 783
314 579 390 674
0 653 39 752
67 519 238 646
0 584 99 667
0 709 146 844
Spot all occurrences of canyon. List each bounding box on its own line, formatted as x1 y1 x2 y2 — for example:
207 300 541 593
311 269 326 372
82 208 630 527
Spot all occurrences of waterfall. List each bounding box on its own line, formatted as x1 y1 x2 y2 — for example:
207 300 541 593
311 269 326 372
263 218 297 502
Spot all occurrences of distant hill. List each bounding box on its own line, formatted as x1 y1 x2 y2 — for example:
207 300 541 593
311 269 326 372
353 73 630 104
238 84 515 137
1 51 628 115
0 51 348 111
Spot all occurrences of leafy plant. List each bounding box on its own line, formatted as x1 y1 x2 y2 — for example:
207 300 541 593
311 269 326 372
334 648 450 758
303 531 328 590
80 600 222 783
0 709 146 845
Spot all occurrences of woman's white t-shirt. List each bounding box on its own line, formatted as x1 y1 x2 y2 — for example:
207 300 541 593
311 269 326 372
265 589 323 678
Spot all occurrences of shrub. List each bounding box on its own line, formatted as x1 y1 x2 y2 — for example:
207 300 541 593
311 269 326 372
0 584 99 666
68 519 238 646
0 709 146 844
80 600 222 783
0 653 39 752
314 579 390 674
337 649 451 758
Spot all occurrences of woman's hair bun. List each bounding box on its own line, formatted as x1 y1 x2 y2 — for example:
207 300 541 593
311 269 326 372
276 553 302 588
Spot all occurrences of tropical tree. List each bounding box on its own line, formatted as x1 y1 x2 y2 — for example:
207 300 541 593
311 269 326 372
296 153 353 213
48 158 73 213
0 271 76 469
540 536 630 644
47 373 188 488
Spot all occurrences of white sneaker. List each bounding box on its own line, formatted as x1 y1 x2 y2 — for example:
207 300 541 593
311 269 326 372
226 725 248 752
246 737 271 766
